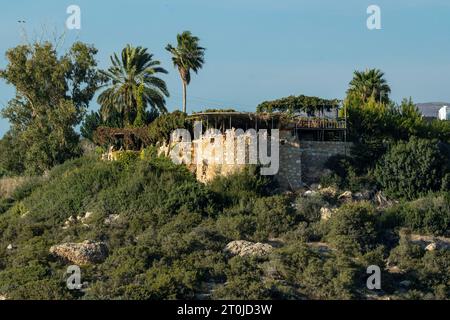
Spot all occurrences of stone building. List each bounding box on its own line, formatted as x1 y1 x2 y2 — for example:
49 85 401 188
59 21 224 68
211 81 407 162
160 111 351 190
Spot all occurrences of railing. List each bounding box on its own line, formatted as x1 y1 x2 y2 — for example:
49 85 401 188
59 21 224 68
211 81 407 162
294 118 346 129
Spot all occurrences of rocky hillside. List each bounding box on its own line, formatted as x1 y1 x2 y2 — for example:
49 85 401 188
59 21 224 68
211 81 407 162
0 154 448 300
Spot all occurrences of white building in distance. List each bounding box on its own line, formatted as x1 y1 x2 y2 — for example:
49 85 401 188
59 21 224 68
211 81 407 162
438 106 450 120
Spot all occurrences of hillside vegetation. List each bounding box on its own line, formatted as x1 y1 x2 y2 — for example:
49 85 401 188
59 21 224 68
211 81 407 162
0 152 448 300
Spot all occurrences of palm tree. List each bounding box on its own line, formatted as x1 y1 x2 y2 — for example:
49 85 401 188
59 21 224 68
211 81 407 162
347 69 391 104
166 31 205 113
98 45 169 126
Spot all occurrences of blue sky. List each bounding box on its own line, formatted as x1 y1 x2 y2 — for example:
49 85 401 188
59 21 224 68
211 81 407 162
1 0 450 136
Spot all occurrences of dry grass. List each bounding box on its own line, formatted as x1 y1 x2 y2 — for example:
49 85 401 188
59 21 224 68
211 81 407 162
0 176 27 199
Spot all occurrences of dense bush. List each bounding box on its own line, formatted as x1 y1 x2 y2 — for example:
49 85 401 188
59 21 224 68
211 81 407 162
295 195 327 223
274 243 360 299
388 237 450 299
322 154 377 191
326 202 380 254
0 133 25 176
375 137 449 200
398 194 450 236
208 166 275 207
253 196 296 241
147 111 192 145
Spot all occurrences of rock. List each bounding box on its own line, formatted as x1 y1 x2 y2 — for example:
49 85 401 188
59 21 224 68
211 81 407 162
353 192 364 200
310 183 320 190
407 233 450 251
374 191 393 207
50 240 108 265
304 190 318 197
63 213 94 229
104 214 120 225
80 212 93 224
6 244 13 250
306 242 332 254
359 189 376 201
400 280 412 287
62 216 77 229
224 240 273 257
320 207 335 221
387 265 404 274
338 191 353 201
318 186 337 198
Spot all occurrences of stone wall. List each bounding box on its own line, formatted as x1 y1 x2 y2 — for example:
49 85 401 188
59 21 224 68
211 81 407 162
159 129 352 190
159 128 257 184
276 139 352 188
300 141 352 183
276 130 302 190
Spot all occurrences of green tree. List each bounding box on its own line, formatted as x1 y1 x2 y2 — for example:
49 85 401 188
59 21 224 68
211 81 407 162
166 31 205 113
326 202 380 254
0 132 25 175
343 97 432 172
133 83 146 127
0 41 104 174
347 69 391 104
147 111 192 145
397 98 424 139
80 110 126 141
98 45 169 126
375 137 449 200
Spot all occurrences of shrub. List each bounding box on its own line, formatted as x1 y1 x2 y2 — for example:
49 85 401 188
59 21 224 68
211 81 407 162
295 195 327 223
274 242 359 299
147 111 192 145
208 166 275 207
375 137 449 200
418 250 450 299
388 237 450 299
0 177 26 199
399 194 450 236
388 236 424 270
215 213 256 241
213 256 278 300
326 202 380 254
10 176 44 201
323 154 377 191
116 151 140 169
253 196 296 241
5 279 72 300
324 155 355 181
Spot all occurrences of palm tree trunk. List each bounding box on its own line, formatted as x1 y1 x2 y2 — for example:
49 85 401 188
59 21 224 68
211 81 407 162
182 80 187 113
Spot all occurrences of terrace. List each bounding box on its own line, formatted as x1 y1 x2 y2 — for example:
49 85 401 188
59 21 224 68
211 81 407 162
189 111 347 142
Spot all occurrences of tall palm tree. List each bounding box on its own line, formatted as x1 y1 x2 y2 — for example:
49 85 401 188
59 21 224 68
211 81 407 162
98 45 169 126
166 31 205 113
347 69 391 104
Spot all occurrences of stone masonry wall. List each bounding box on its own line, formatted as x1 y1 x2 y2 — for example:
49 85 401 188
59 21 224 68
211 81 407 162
159 129 352 190
276 131 302 190
300 141 352 183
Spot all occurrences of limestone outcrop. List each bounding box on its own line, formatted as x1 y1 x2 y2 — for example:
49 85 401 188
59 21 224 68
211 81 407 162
49 240 108 265
224 240 273 257
320 207 338 221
